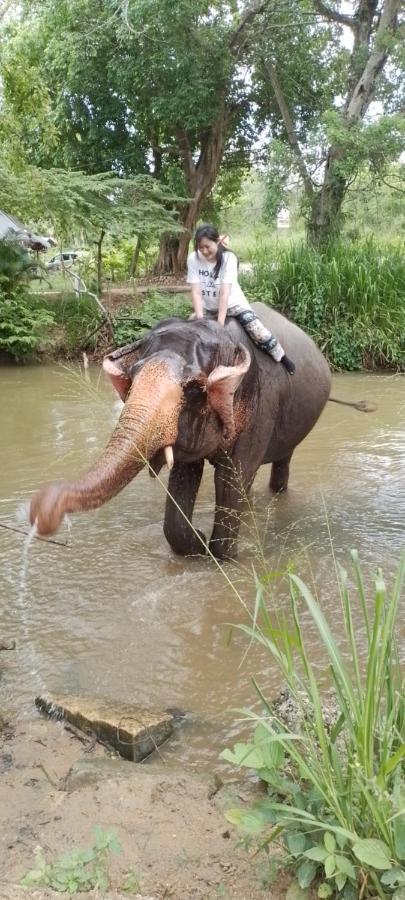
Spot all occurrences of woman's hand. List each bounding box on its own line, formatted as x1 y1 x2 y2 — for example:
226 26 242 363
218 285 230 326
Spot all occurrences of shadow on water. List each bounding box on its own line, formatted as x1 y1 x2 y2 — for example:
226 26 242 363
0 365 404 768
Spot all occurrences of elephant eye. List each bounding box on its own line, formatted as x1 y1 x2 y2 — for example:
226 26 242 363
183 378 206 405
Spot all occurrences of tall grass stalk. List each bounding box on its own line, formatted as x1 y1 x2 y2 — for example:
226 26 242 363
243 238 405 370
221 551 405 898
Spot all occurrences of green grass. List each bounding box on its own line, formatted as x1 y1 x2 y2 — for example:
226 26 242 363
221 551 405 899
241 238 405 370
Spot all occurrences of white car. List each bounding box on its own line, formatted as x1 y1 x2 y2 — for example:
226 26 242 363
46 251 81 271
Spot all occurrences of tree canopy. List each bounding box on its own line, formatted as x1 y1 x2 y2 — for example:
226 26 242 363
1 0 404 261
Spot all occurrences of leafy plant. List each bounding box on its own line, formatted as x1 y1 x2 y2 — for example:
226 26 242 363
112 291 190 346
0 287 55 359
243 238 405 371
221 551 405 899
20 826 122 894
50 291 102 354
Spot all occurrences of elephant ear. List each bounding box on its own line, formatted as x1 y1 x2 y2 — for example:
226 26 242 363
207 344 251 443
103 339 144 402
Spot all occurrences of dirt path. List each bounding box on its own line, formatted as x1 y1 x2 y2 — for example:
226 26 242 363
0 715 274 900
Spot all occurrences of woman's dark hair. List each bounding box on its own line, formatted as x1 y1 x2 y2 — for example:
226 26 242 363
194 223 236 280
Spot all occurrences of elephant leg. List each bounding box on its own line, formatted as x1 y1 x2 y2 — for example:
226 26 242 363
209 458 253 561
163 460 206 556
270 453 293 493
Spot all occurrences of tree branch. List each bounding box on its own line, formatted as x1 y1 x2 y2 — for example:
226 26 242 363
229 0 271 54
312 0 355 27
345 0 401 122
261 58 315 201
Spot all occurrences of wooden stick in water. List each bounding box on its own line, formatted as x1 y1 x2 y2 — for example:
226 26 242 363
0 521 69 548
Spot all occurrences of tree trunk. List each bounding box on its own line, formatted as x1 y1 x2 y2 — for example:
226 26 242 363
129 236 142 278
307 148 347 245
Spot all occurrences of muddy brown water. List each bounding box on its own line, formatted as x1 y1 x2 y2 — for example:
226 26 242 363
0 365 404 769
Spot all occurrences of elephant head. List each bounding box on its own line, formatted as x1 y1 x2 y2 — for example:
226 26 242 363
30 318 251 536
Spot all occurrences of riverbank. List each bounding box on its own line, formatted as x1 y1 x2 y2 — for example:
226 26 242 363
0 712 274 900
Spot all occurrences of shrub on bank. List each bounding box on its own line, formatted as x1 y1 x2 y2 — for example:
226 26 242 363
49 293 102 355
112 291 190 346
243 239 405 370
0 286 55 360
222 551 405 899
0 239 55 360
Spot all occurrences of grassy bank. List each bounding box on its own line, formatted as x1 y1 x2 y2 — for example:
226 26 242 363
1 239 404 369
242 238 405 371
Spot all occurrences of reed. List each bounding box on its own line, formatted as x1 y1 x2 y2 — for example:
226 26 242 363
242 238 405 370
221 550 405 898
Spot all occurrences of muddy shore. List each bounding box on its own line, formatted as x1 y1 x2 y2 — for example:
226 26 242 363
0 712 275 900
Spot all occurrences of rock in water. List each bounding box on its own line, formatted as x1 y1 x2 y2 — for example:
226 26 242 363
35 694 174 761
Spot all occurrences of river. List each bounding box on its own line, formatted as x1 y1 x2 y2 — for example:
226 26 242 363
0 365 404 768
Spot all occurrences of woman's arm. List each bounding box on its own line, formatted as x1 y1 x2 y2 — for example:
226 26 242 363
217 284 231 326
191 284 204 318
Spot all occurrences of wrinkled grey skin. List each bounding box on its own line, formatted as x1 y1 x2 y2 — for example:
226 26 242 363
30 303 331 560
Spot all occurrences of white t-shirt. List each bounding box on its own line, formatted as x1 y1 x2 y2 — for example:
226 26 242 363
187 250 250 312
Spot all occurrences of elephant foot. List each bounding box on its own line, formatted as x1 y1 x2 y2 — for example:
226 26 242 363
165 527 208 558
270 456 292 494
208 536 238 561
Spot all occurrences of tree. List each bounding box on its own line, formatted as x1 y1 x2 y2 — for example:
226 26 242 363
2 0 270 273
251 0 404 243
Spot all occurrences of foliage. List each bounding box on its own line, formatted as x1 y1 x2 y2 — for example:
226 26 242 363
20 826 122 893
0 288 55 359
0 162 183 245
1 0 257 253
50 292 102 354
249 0 404 242
0 237 33 291
0 239 55 359
243 238 405 370
221 551 405 899
112 292 190 346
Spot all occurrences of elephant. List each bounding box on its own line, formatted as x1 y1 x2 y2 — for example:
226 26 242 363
30 303 332 560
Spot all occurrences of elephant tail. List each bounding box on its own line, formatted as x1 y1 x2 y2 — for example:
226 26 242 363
328 397 377 413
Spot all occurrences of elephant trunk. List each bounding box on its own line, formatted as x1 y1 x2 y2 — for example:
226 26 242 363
30 360 183 536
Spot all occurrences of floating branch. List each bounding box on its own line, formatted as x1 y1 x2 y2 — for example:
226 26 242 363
0 521 69 548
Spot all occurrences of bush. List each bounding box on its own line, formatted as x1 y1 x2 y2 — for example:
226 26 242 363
242 238 405 370
112 291 190 346
50 292 102 354
221 551 405 899
0 238 55 359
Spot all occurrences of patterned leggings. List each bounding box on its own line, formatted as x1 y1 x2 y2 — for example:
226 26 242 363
205 305 284 361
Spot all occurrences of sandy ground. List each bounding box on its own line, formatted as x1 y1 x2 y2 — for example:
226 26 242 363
0 714 277 900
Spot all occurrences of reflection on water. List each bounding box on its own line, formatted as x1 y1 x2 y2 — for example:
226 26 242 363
0 364 404 767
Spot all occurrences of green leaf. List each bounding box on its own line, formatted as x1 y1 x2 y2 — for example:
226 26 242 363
254 724 284 769
381 868 405 888
286 832 307 856
394 812 405 861
224 808 265 834
220 743 264 769
318 884 333 899
342 883 358 900
335 855 356 879
335 872 347 892
393 889 405 900
324 832 336 853
297 860 317 888
352 838 392 870
324 854 336 878
304 846 329 862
